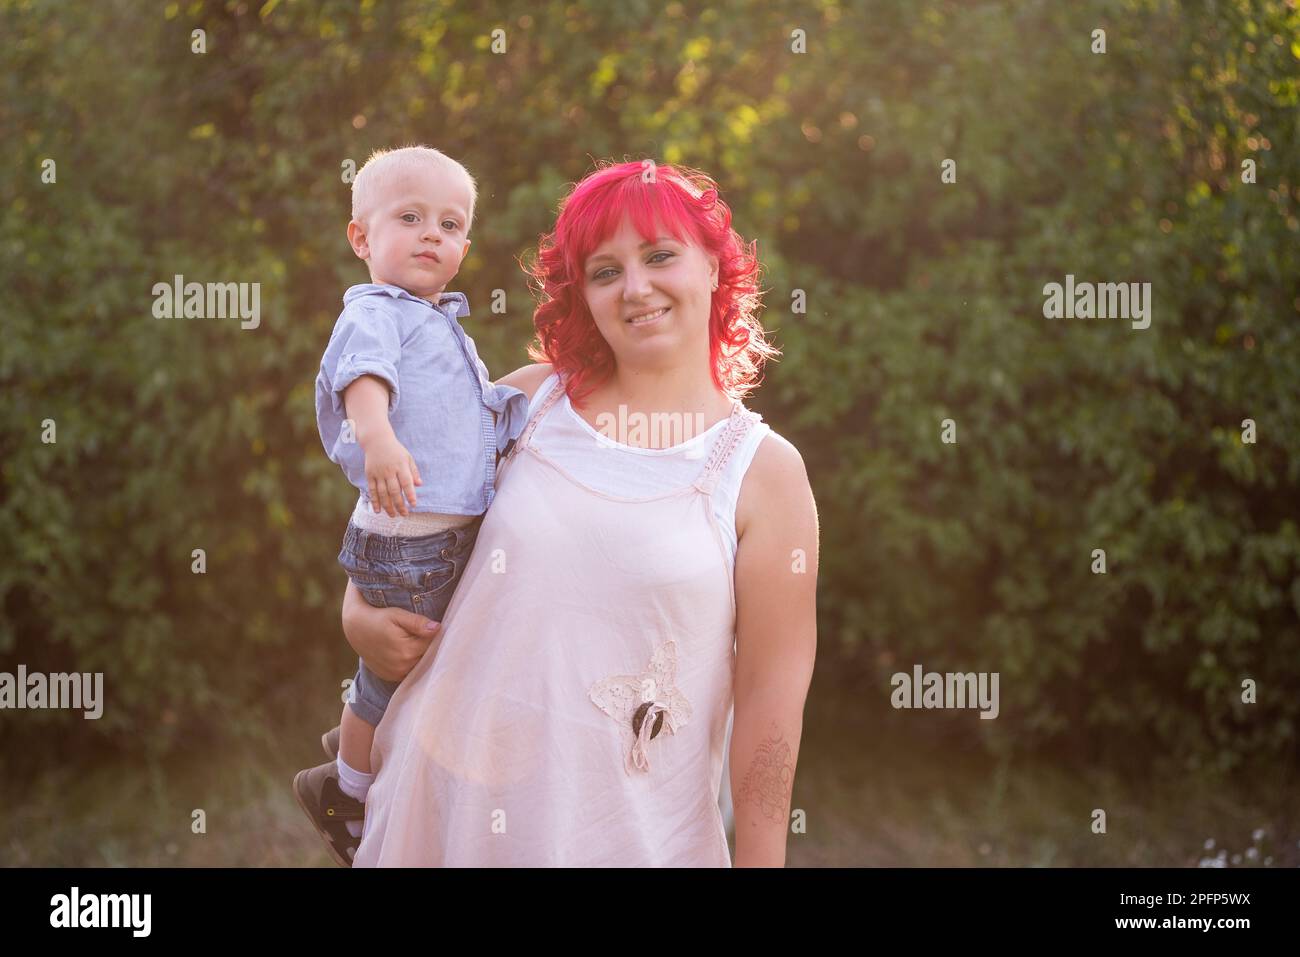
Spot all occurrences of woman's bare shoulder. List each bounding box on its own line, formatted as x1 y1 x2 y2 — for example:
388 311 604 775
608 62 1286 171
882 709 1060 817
735 429 815 542
744 430 811 502
496 362 556 402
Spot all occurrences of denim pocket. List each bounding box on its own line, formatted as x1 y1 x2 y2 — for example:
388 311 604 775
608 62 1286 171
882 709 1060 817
406 552 461 621
340 549 462 618
415 556 456 595
339 565 394 608
339 545 404 610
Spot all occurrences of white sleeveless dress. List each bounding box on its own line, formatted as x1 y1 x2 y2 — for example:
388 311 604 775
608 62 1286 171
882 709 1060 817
354 372 771 866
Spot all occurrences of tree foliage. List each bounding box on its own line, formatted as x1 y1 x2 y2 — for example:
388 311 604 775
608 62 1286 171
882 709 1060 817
2 0 1297 771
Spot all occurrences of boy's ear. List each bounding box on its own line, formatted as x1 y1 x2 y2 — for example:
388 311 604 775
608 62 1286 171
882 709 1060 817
346 220 370 260
458 239 471 264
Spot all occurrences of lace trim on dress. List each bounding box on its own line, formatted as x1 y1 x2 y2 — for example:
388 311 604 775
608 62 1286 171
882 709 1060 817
694 404 761 495
588 640 693 774
507 375 567 464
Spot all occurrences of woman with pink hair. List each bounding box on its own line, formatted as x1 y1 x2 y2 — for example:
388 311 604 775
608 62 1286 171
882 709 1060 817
340 160 819 867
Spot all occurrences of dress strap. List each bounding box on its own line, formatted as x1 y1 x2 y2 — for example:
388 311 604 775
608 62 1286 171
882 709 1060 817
505 372 567 463
693 400 760 495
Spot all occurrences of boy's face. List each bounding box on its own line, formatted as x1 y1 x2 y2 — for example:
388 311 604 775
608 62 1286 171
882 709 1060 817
347 164 472 301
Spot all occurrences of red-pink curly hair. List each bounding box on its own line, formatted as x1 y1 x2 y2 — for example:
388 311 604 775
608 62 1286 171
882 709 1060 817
524 160 779 408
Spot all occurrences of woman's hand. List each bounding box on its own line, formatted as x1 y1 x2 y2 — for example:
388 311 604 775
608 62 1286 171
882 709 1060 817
341 579 442 682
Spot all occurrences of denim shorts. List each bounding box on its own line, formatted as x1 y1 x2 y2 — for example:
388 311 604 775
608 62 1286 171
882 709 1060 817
338 516 483 727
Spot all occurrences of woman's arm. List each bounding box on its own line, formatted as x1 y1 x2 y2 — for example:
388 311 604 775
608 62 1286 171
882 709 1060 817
341 579 443 682
729 434 819 867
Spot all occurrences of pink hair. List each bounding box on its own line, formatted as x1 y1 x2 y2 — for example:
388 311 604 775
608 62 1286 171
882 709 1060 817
524 160 779 408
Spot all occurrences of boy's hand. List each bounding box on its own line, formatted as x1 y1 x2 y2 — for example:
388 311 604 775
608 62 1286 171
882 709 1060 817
363 433 424 516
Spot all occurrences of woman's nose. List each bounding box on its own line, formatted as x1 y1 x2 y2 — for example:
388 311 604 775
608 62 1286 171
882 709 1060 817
621 264 653 299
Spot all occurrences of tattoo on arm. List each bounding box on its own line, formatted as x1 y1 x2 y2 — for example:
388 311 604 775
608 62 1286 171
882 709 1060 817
737 721 795 825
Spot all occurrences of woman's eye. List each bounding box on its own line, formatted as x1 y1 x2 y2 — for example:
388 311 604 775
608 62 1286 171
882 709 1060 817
593 252 672 281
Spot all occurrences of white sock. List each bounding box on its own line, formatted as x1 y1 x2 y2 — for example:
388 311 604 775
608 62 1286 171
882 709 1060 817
336 755 374 839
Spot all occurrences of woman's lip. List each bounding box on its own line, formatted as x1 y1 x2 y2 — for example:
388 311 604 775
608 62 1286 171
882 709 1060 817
626 307 669 324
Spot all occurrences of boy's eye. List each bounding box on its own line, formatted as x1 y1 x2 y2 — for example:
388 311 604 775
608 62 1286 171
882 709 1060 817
401 213 419 223
442 220 459 231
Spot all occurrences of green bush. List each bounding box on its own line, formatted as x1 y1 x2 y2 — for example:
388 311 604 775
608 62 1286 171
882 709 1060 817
1 0 1296 772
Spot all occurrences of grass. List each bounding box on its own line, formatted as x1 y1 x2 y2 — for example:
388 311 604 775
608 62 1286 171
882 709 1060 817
786 676 1300 868
3 683 1296 867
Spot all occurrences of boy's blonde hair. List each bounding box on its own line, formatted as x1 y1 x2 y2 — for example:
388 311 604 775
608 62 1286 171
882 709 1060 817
351 145 478 232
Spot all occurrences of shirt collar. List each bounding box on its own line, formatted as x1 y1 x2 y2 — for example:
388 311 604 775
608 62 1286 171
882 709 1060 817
343 283 470 319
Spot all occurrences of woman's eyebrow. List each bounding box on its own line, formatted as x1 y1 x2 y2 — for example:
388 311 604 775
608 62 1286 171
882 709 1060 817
586 236 678 266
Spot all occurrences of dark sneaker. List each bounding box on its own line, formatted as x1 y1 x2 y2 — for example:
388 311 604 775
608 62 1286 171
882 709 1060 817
321 726 341 760
292 761 362 867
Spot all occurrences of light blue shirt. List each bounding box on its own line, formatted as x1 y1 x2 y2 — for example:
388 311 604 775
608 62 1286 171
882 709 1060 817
315 283 528 515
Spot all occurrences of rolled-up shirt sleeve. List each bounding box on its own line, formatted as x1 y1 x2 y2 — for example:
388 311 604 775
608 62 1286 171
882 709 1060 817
322 305 403 415
486 382 530 455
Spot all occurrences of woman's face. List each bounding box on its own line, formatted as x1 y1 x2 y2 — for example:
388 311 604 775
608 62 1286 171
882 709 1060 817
580 216 718 371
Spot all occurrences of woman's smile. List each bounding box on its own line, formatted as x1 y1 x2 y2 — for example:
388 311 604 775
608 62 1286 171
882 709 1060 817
626 306 669 327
